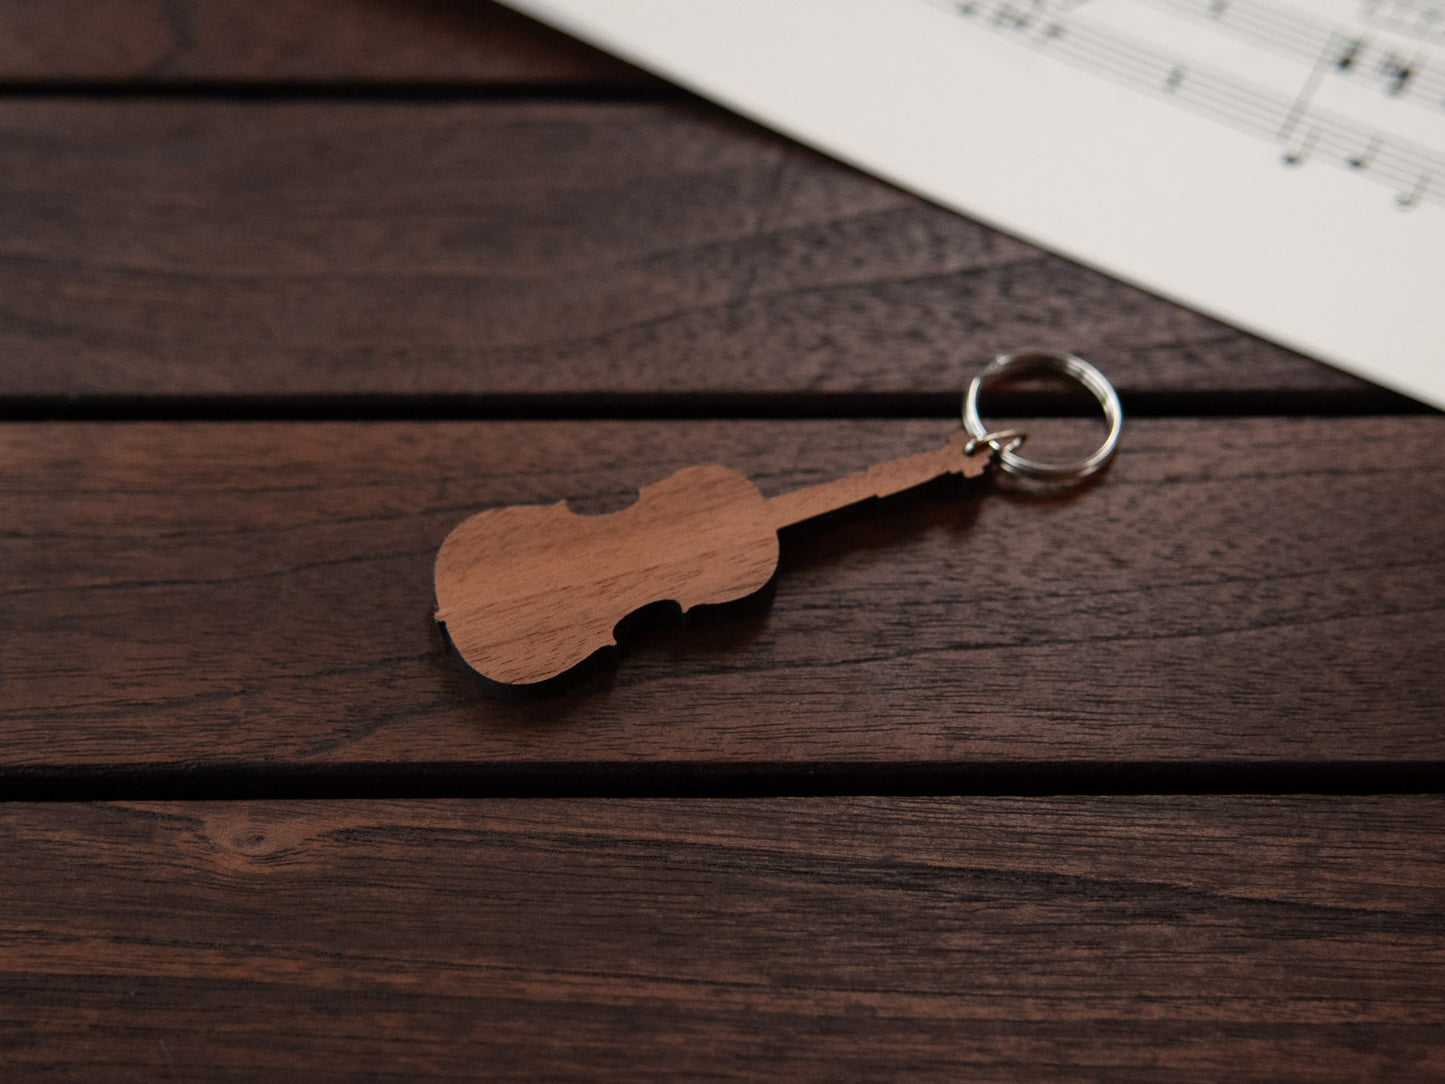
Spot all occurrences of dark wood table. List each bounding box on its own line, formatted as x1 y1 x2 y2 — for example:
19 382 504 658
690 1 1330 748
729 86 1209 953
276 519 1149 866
3 3 1443 1077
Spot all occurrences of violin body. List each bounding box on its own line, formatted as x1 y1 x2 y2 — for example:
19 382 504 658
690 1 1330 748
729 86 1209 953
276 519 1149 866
435 433 988 687
435 464 781 686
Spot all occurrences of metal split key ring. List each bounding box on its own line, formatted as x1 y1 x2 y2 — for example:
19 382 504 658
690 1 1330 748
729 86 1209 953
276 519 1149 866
963 350 1123 483
435 346 1126 687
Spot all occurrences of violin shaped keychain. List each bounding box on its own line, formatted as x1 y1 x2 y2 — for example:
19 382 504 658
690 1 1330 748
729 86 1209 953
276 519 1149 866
435 351 1122 688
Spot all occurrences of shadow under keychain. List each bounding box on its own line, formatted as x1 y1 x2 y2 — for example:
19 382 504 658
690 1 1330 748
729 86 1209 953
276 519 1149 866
434 350 1123 689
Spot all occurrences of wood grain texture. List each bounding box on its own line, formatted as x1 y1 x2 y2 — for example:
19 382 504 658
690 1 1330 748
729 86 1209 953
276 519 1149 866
3 416 1441 773
434 434 991 686
0 0 644 84
5 7 1433 1075
0 100 1365 400
1 796 1442 1079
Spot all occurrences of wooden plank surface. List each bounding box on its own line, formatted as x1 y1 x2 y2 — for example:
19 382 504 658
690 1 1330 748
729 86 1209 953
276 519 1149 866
0 0 643 85
2 796 1442 1079
4 416 1441 775
6 3 1438 1077
0 101 1367 402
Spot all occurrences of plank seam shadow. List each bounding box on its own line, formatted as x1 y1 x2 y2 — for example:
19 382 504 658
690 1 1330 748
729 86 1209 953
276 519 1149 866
3 390 1436 423
3 761 1443 803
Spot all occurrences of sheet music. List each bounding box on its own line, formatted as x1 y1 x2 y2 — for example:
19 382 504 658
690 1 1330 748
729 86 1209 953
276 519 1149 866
501 0 1445 407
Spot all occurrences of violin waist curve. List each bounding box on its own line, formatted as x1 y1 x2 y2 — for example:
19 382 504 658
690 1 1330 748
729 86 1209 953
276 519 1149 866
434 464 780 686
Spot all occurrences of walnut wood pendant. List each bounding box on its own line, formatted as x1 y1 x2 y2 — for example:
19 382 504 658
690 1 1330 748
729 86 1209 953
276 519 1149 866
434 430 992 687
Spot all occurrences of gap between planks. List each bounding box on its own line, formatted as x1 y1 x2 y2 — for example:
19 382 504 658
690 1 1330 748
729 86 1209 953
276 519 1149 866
1 389 1434 423
4 760 1445 804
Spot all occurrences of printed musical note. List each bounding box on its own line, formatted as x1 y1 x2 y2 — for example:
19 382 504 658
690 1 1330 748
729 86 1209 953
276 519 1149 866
1348 134 1382 167
1283 127 1320 164
1378 50 1417 92
1126 0 1445 110
1336 37 1364 72
1397 170 1433 204
922 0 1445 209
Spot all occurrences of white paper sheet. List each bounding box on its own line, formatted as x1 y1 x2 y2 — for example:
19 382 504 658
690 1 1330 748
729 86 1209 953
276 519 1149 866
500 0 1445 407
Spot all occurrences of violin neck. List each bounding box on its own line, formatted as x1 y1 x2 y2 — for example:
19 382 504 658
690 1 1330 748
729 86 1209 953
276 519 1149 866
766 433 991 530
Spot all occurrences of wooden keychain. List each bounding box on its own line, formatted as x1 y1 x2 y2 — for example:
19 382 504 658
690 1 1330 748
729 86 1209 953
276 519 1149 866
435 351 1123 688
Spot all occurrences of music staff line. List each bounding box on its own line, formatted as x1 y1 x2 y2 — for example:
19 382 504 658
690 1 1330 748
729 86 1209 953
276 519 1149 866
922 0 1444 208
1360 0 1445 44
1138 0 1445 114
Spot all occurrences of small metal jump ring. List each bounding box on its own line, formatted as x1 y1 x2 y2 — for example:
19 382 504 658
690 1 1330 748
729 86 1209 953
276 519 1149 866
963 428 1028 457
963 351 1123 483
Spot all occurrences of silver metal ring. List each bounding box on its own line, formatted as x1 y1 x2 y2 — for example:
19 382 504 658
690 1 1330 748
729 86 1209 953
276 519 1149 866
963 351 1123 483
962 428 1027 457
